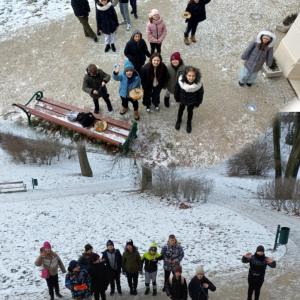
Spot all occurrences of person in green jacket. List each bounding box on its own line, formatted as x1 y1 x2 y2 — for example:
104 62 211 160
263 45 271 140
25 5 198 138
141 243 164 296
122 239 142 295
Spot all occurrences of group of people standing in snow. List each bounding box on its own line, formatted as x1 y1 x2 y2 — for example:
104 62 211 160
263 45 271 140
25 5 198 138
35 236 276 300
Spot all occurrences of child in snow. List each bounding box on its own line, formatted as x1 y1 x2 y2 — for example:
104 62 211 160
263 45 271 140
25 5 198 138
65 260 92 299
96 0 119 52
188 266 216 300
35 241 66 300
161 235 184 292
122 239 142 295
164 52 186 108
82 64 112 114
101 240 123 295
165 265 187 300
112 60 141 120
88 253 110 300
119 0 132 31
124 29 151 75
239 30 276 87
242 245 276 300
174 66 204 133
78 243 93 270
140 52 168 112
184 0 211 45
141 243 164 296
146 9 167 54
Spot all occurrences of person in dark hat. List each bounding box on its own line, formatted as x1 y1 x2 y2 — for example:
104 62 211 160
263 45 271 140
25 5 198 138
65 260 92 299
88 253 110 300
242 245 276 300
78 243 93 270
102 240 123 295
165 265 187 300
122 239 142 295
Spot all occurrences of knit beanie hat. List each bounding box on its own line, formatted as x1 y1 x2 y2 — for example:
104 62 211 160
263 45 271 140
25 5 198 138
256 245 265 252
149 9 160 18
43 241 51 249
149 243 157 252
196 266 205 275
85 244 93 251
126 239 134 247
174 265 182 273
124 60 135 73
90 252 100 263
170 52 181 62
107 240 114 247
69 260 79 270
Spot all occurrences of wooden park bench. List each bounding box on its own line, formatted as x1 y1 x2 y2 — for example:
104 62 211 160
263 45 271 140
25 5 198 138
0 181 27 193
12 91 137 154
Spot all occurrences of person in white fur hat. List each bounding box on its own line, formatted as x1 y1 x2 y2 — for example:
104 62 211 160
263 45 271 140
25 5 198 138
238 30 276 87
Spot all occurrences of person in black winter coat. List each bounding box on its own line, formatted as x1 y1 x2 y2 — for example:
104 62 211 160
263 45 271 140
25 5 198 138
242 245 276 300
188 266 216 300
78 244 93 270
71 0 97 42
184 0 211 45
124 29 151 74
166 265 187 300
88 253 110 300
174 66 204 133
96 0 119 52
101 240 123 296
140 52 168 112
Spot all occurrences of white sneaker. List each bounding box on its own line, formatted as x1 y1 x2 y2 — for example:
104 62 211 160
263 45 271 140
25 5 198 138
146 107 150 113
119 20 127 25
155 106 160 111
126 24 132 31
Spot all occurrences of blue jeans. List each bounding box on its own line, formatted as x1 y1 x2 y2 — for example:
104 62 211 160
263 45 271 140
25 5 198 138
239 66 259 84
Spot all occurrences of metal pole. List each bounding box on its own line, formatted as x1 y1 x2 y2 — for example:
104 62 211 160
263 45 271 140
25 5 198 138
273 224 281 251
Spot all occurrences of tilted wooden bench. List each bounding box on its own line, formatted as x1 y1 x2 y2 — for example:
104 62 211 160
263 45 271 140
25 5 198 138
0 181 27 193
12 91 137 154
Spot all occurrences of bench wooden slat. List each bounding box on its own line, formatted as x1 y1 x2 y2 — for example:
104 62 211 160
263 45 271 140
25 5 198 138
0 181 24 185
16 103 125 146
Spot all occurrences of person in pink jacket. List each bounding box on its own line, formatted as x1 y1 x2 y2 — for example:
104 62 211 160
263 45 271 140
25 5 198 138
146 9 167 54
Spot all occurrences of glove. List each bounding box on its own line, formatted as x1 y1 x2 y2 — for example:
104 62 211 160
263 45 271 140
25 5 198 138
122 272 127 277
139 271 143 275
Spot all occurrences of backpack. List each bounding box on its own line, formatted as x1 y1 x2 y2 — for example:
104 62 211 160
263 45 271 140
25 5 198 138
76 112 96 127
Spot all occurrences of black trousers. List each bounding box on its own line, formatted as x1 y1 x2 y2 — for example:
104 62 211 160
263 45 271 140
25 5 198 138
177 103 194 123
130 0 137 13
121 96 139 110
142 86 162 108
184 22 199 37
127 272 138 289
93 97 111 111
247 278 264 300
150 43 162 54
163 270 174 287
46 274 59 296
109 269 121 292
94 290 106 300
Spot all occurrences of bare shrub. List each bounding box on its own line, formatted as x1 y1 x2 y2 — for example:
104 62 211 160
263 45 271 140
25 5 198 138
227 137 273 176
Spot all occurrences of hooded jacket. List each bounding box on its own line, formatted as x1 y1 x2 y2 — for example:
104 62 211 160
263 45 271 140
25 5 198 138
188 275 216 300
122 245 142 274
141 243 164 273
65 268 91 299
88 262 110 293
166 275 188 300
160 239 184 272
146 17 167 43
174 67 204 107
241 30 276 73
96 1 119 35
82 67 111 99
101 248 122 272
166 60 186 95
35 248 66 276
71 0 90 17
185 0 211 24
124 30 151 69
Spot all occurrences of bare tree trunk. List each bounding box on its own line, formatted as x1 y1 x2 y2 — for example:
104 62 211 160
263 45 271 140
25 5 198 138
77 144 93 177
141 165 152 191
272 114 282 198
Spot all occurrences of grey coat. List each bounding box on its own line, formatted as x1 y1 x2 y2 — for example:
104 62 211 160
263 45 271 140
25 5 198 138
166 61 186 95
241 30 276 73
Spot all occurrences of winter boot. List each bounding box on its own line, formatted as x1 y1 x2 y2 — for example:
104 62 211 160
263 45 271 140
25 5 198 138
162 286 166 292
50 296 54 300
145 288 150 295
246 82 252 87
94 37 98 42
190 35 196 42
134 12 138 19
55 293 63 298
111 44 116 52
133 288 137 295
175 119 181 130
130 288 134 295
120 107 128 115
134 110 139 120
152 289 157 296
105 44 111 52
164 96 170 108
184 37 190 45
238 81 244 86
187 120 192 133
118 288 122 295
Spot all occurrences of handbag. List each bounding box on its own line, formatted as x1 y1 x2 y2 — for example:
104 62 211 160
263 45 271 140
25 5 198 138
41 255 53 279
